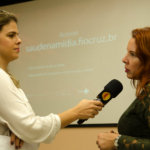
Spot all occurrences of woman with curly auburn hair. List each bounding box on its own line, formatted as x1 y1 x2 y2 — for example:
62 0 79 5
96 27 150 150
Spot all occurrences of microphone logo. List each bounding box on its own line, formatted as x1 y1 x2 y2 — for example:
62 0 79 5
102 92 111 100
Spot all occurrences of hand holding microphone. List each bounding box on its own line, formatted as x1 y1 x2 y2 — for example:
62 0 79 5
58 97 104 128
74 99 104 120
77 79 123 125
58 79 123 128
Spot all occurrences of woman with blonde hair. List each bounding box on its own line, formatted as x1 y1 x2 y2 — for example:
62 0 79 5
0 10 103 150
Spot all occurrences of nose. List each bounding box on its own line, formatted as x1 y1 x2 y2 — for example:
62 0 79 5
122 54 128 64
16 36 22 45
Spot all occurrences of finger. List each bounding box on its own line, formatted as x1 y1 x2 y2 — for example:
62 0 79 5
19 140 24 149
99 101 104 107
15 137 20 149
91 110 99 116
91 111 99 118
92 114 95 118
110 130 117 134
93 101 104 107
96 141 100 149
10 132 15 145
94 110 99 115
95 106 103 111
110 130 114 133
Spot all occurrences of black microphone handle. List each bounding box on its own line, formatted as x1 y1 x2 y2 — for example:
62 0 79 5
77 98 101 125
77 118 87 125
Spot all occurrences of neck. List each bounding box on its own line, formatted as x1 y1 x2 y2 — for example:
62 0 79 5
0 57 8 72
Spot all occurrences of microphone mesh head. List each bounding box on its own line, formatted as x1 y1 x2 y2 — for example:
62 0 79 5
104 79 123 98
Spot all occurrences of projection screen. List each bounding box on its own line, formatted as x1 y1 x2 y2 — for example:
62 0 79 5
0 0 150 126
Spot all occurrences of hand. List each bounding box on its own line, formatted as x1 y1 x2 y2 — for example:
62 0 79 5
96 132 119 150
58 99 104 128
10 132 24 149
5 124 24 149
75 99 104 119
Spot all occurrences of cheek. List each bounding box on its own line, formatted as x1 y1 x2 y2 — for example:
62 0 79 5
134 61 142 71
0 39 11 55
2 39 10 45
0 39 9 48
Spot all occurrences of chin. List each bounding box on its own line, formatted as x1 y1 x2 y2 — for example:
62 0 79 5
10 56 19 62
127 75 133 79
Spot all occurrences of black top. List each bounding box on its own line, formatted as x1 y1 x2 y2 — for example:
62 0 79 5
118 83 150 150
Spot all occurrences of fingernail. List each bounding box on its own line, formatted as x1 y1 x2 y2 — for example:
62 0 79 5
15 146 18 149
11 142 14 145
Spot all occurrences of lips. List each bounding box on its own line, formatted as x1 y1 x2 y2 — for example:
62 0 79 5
14 48 20 52
125 67 130 72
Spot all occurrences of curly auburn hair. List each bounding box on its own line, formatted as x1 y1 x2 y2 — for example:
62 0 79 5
131 27 150 98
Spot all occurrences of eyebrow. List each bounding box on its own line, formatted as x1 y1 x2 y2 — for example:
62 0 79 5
7 31 19 35
129 50 136 53
127 49 136 53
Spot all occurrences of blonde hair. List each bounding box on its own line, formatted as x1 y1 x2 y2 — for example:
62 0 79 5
7 72 20 88
0 10 20 88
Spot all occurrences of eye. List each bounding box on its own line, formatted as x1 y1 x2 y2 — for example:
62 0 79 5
8 34 15 38
130 52 136 57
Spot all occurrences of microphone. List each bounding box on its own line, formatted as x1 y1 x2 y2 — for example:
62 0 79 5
77 79 123 125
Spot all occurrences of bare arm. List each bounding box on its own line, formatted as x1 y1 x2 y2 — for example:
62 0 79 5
58 99 103 128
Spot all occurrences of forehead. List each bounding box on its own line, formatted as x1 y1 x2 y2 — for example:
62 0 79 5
0 21 18 34
127 38 137 52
